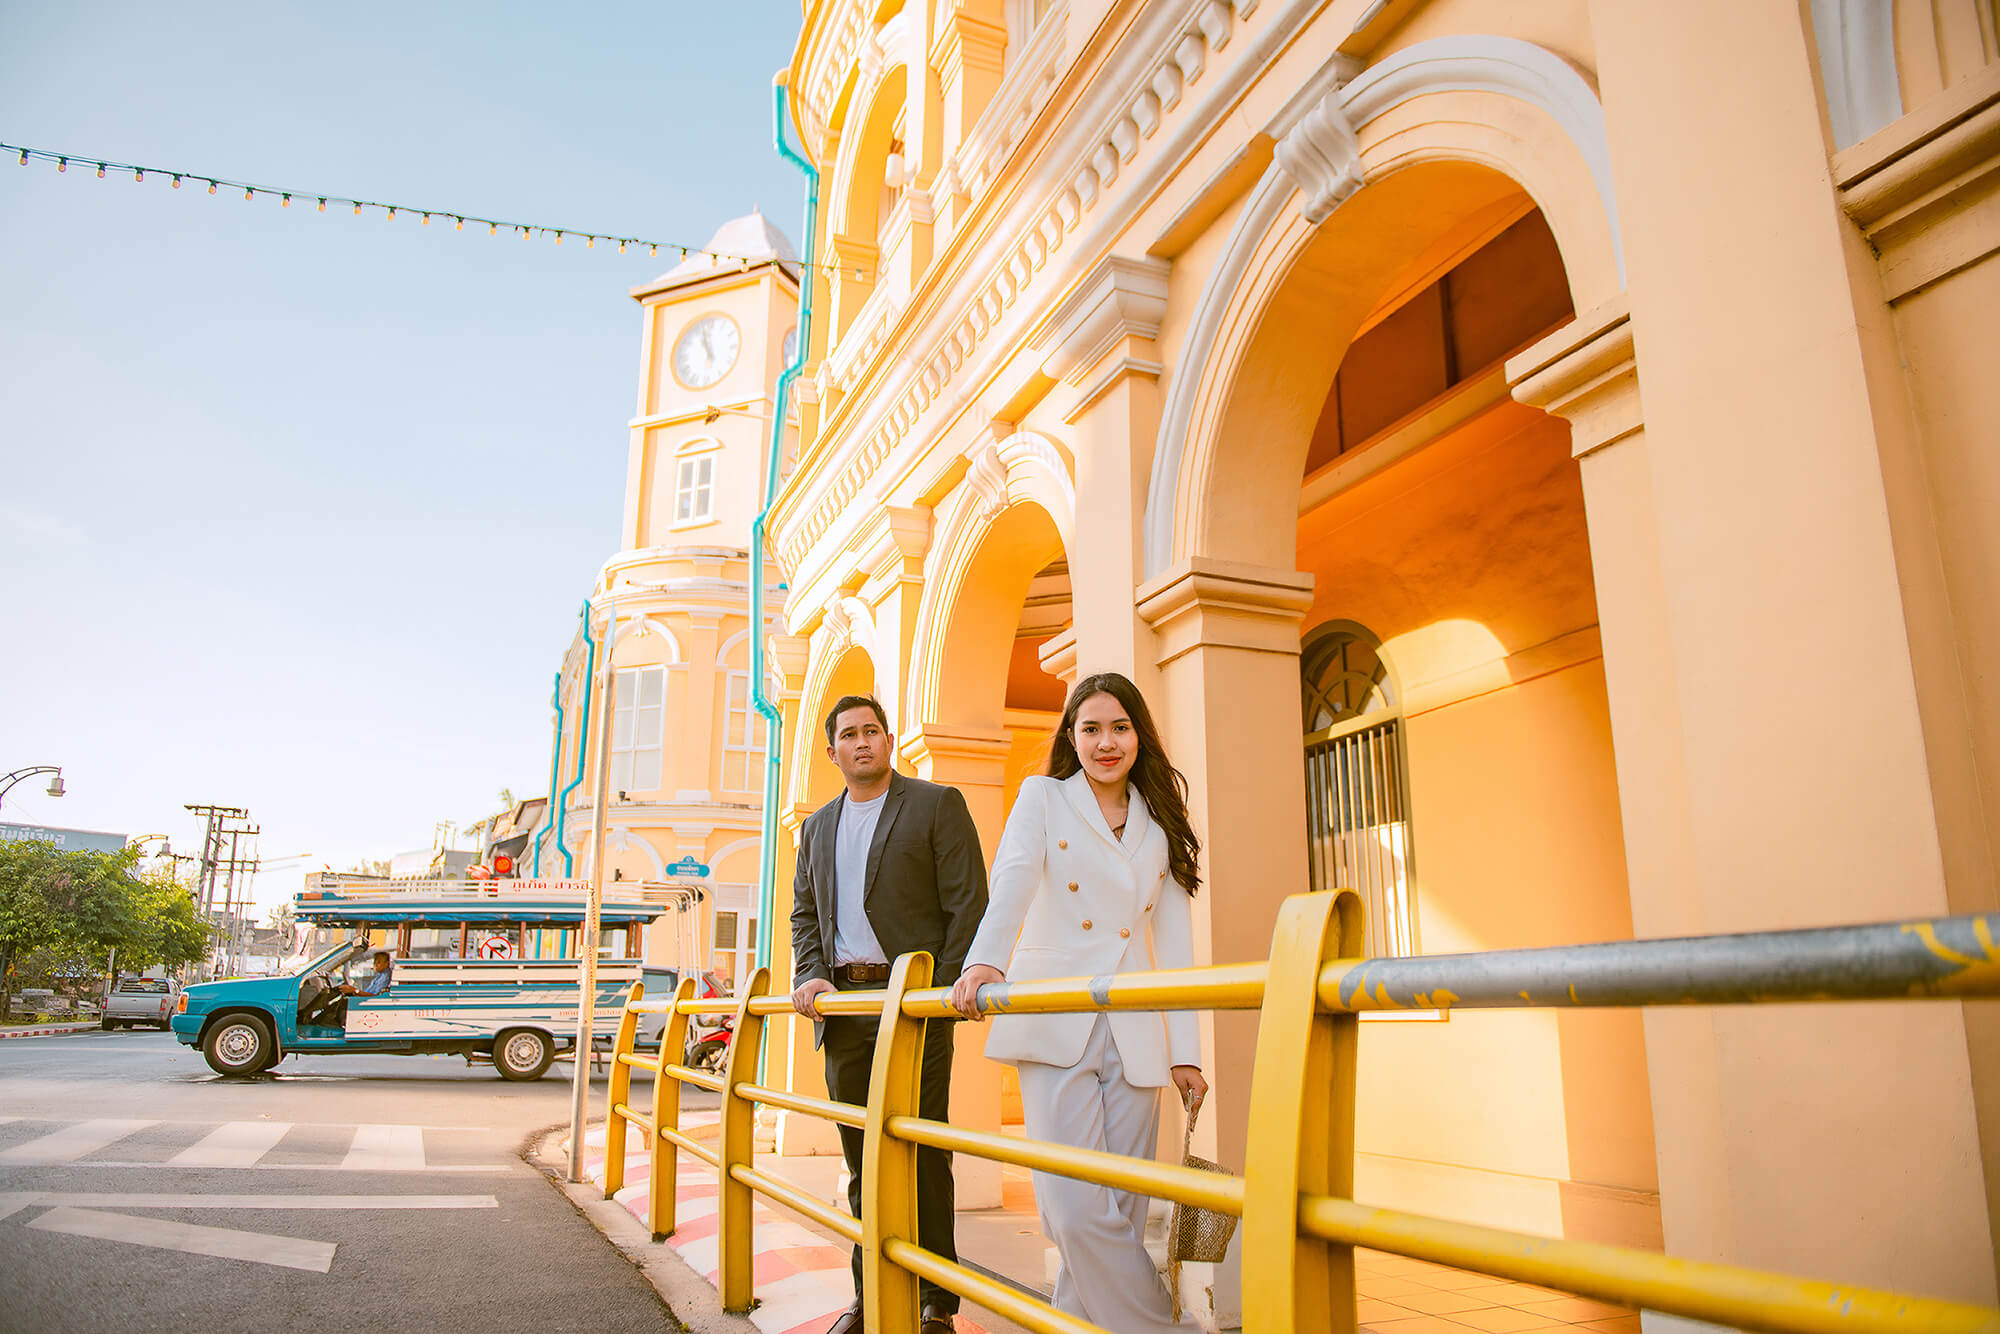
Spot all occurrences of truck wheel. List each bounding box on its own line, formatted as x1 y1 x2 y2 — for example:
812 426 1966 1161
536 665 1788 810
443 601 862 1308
203 1014 274 1077
99 1018 113 1031
493 1029 553 1081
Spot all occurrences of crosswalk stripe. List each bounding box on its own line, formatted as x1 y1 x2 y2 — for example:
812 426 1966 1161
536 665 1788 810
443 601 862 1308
0 1118 155 1165
0 1191 496 1210
28 1206 337 1272
340 1123 426 1171
169 1120 293 1168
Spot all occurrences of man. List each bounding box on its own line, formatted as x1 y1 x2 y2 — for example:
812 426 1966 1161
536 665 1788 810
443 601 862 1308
310 947 392 1026
791 694 988 1334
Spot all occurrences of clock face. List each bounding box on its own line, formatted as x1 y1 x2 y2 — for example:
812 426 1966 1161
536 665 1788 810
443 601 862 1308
673 314 740 390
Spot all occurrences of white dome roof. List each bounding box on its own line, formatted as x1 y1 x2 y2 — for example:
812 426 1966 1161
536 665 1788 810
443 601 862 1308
648 210 799 289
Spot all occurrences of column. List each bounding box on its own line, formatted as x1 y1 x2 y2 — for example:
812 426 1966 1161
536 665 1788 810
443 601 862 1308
1029 255 1171 684
1573 1 1995 1295
899 724 1014 1210
1136 557 1316 1330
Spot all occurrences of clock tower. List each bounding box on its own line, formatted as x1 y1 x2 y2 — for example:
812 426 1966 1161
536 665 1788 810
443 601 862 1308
536 211 800 992
622 211 801 551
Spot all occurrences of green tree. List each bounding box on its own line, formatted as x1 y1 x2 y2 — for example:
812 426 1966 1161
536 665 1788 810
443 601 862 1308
122 863 208 974
0 841 142 1019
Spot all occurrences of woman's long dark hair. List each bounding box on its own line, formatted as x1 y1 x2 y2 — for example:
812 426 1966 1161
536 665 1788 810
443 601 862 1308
1047 671 1202 895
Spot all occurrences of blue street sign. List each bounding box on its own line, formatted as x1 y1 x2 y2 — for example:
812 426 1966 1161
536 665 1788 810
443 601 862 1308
664 855 711 879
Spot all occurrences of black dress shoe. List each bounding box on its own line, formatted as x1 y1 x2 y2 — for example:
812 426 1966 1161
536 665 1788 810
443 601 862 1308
825 1303 864 1334
920 1304 956 1334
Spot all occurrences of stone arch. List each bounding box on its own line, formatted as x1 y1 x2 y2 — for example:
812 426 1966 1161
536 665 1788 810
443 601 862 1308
610 613 685 662
788 640 878 807
709 835 763 878
828 19 916 248
906 430 1074 730
1143 36 1627 577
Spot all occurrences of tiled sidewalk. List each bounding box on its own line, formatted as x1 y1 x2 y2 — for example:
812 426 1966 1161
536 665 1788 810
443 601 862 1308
572 1112 1636 1334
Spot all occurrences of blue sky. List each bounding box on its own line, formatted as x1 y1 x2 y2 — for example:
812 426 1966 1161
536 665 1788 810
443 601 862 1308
0 3 804 910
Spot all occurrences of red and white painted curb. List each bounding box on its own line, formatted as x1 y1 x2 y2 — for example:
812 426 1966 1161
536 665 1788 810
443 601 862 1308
574 1111 992 1334
0 1022 100 1039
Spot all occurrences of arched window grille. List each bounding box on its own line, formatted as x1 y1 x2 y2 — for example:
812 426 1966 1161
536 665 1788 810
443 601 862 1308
1300 623 1417 957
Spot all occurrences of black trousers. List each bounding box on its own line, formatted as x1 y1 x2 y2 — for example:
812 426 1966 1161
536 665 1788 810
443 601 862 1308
821 973 958 1314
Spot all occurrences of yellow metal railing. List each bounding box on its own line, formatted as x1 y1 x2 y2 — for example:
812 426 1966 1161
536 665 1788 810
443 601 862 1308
606 889 2000 1334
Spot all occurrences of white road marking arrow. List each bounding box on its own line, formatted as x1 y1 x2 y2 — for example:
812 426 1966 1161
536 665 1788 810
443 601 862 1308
27 1207 338 1273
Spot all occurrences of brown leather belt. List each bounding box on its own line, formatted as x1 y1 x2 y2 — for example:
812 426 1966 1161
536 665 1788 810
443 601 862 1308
837 962 891 984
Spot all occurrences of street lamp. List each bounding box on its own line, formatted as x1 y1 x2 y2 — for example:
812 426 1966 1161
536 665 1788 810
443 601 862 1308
0 766 65 809
129 834 172 858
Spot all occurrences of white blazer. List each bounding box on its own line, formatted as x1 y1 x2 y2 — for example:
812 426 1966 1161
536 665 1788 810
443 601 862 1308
965 772 1201 1087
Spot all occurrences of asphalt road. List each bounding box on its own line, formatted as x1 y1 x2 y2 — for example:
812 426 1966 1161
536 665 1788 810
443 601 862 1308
0 1028 679 1333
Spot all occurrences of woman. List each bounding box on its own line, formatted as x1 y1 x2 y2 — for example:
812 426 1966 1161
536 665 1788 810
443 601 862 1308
950 671 1207 1334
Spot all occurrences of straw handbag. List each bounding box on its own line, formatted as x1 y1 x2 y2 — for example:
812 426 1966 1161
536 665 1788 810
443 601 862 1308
1166 1090 1237 1320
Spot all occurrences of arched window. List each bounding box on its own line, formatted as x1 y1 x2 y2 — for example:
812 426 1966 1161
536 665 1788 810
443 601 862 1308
1300 623 1417 957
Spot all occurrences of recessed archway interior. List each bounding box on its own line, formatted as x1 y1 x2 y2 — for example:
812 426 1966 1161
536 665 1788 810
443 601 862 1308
933 500 1068 731
807 645 876 804
1203 157 1658 1249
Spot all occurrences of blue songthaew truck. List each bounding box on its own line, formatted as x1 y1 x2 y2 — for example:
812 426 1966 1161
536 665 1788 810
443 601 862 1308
171 878 668 1078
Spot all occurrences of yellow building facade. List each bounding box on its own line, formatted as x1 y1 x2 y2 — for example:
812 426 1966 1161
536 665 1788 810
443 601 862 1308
758 0 2000 1323
545 213 799 991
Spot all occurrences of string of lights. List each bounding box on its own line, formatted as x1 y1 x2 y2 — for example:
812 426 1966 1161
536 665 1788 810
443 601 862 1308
5 139 847 276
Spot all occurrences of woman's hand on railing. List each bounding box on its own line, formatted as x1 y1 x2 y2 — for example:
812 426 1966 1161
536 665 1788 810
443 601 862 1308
950 964 1005 1020
1172 1064 1209 1113
791 978 836 1019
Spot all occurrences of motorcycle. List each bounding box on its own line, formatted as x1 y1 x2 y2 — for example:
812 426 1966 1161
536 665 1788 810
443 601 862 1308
685 1009 734 1073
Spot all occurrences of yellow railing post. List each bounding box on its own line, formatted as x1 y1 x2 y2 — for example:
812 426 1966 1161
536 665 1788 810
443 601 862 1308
718 966 772 1313
652 975 697 1239
861 952 933 1334
1242 889 1365 1334
604 979 645 1199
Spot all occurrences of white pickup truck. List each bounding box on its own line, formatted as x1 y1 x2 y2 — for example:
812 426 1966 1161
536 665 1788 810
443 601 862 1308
103 976 179 1030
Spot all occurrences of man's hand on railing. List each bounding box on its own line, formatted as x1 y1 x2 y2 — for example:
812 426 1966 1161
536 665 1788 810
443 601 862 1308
791 978 836 1019
949 963 1005 1020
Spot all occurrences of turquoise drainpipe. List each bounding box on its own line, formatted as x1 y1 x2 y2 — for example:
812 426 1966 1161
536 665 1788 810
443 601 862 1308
556 602 598 877
531 671 563 877
754 71 818 978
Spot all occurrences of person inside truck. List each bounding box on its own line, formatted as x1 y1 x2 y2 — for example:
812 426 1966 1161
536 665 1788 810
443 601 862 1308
302 948 393 1027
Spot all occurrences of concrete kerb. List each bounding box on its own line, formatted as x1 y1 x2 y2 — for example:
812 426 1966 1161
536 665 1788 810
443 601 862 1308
0 1022 100 1039
527 1124 761 1334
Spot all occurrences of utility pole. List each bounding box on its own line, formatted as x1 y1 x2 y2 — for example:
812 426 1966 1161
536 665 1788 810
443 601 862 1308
184 805 256 980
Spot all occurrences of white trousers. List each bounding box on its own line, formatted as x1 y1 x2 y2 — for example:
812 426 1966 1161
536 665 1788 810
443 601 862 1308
1017 1014 1198 1334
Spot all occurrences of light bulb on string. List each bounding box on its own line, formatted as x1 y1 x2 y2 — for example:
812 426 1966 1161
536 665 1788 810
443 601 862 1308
354 202 362 215
586 235 595 249
134 168 144 182
207 180 216 194
244 187 254 201
96 163 105 178
386 207 396 220
317 197 326 212
618 239 627 254
554 231 563 245
57 158 67 172
421 213 430 226
16 149 26 166
649 243 658 256
454 217 463 231
172 175 182 189
281 194 290 208
488 222 497 236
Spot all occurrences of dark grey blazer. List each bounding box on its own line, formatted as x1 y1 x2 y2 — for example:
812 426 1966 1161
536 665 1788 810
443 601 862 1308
790 770 988 1044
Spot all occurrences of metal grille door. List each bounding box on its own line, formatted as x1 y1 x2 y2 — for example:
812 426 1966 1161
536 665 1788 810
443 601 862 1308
1304 718 1416 957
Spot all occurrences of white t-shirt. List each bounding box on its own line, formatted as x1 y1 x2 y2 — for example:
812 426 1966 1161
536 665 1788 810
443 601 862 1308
832 791 889 966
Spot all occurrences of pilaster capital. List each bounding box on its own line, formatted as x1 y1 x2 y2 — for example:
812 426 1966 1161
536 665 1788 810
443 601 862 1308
930 6 1007 84
768 633 812 697
897 723 1013 786
1031 255 1171 385
1507 298 1642 460
1037 626 1079 686
778 802 815 837
853 504 933 590
825 232 880 282
1136 558 1315 667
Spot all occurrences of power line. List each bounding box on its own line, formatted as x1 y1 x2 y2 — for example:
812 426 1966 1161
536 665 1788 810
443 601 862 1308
5 139 838 276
